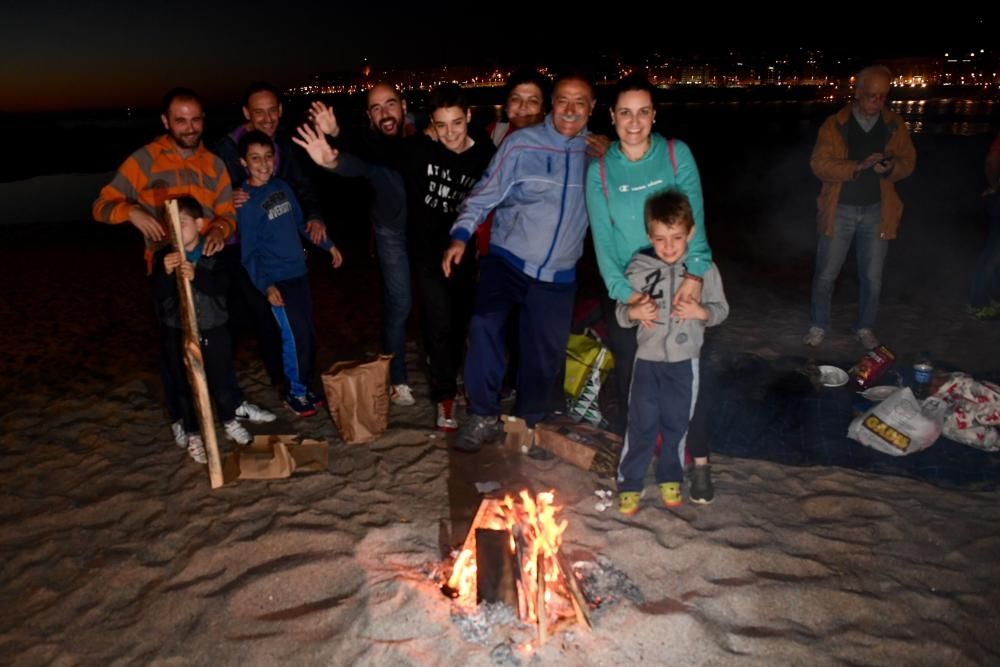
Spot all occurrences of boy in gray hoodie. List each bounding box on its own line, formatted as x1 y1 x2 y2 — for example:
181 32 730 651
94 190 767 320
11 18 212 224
616 191 728 514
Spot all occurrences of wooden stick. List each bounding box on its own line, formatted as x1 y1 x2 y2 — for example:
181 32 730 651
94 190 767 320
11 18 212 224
447 498 497 597
164 199 224 488
536 552 548 645
556 551 592 630
510 525 531 621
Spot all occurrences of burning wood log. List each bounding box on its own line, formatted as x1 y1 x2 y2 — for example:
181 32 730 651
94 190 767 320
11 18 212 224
556 552 592 630
536 552 548 645
475 528 518 608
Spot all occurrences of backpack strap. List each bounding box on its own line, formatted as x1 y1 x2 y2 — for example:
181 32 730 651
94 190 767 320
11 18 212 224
599 154 608 198
668 138 678 177
599 155 616 227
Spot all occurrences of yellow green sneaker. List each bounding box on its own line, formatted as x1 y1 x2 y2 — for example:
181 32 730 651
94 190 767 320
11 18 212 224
659 482 682 507
618 492 641 515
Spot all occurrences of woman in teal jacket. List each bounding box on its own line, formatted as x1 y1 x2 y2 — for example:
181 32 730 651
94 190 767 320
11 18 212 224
585 75 712 440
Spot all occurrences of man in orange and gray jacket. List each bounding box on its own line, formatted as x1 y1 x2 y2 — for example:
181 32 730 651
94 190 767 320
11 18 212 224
94 87 236 272
804 65 916 351
93 88 269 449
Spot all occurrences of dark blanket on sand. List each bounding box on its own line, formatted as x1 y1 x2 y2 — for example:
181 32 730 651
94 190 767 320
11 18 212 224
697 351 1000 488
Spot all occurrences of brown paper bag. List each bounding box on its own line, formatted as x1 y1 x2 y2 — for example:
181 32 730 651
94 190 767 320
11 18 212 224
221 435 330 483
291 438 330 471
322 355 392 444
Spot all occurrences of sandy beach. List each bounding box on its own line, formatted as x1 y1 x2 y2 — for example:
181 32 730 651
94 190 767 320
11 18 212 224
2 208 999 666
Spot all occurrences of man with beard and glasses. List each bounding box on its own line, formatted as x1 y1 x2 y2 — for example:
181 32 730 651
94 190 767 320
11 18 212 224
302 83 418 407
94 87 275 453
440 72 598 453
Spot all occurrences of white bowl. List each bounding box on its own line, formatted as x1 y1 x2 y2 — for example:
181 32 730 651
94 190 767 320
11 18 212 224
859 385 899 401
818 365 849 387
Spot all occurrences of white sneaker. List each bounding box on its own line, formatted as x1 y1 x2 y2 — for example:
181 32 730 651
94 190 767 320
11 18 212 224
186 434 207 464
235 400 277 423
223 419 252 445
803 326 825 347
171 420 187 448
856 328 880 350
436 399 458 432
391 384 416 406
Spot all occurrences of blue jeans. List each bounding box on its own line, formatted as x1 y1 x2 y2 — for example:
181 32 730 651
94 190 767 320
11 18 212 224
810 203 888 332
374 225 412 385
970 194 1000 308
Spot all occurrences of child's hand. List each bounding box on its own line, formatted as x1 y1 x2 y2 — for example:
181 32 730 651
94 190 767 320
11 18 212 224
330 246 343 269
672 296 708 321
163 251 183 274
628 296 659 329
177 261 195 282
266 286 285 307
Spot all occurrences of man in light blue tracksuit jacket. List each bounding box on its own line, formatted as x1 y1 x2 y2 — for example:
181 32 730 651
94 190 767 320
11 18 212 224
441 73 596 452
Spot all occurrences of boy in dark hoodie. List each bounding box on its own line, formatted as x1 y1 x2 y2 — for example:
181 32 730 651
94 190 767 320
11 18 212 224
615 191 728 514
152 196 265 464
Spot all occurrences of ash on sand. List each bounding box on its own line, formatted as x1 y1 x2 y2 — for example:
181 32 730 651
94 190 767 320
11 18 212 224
447 555 643 647
450 601 526 644
574 555 645 614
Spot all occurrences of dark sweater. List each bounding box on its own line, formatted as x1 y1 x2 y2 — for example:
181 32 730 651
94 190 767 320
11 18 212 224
152 240 229 330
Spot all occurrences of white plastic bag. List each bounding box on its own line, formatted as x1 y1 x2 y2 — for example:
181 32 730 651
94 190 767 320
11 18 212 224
847 387 941 456
922 374 1000 452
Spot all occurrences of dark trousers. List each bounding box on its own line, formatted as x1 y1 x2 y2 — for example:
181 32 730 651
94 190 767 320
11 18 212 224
602 290 710 458
223 244 285 386
971 194 1000 308
618 358 698 491
414 253 476 403
270 275 317 398
600 291 639 436
465 256 576 427
161 326 240 433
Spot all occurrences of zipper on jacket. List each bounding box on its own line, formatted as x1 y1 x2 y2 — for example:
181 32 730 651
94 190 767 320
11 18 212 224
537 145 571 278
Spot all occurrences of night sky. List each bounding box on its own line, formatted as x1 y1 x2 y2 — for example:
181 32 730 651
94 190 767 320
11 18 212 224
1 2 992 112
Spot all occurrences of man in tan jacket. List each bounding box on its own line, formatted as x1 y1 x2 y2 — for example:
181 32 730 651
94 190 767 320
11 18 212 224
805 65 916 350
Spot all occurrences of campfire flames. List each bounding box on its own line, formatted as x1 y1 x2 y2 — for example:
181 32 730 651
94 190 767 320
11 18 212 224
445 490 590 642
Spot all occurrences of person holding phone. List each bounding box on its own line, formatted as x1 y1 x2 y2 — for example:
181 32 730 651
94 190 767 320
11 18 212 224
804 65 916 350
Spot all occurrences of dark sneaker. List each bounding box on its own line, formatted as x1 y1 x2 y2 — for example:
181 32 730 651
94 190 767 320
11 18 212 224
689 464 715 505
286 393 318 417
305 389 326 408
527 444 554 460
454 414 501 452
969 302 1000 321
